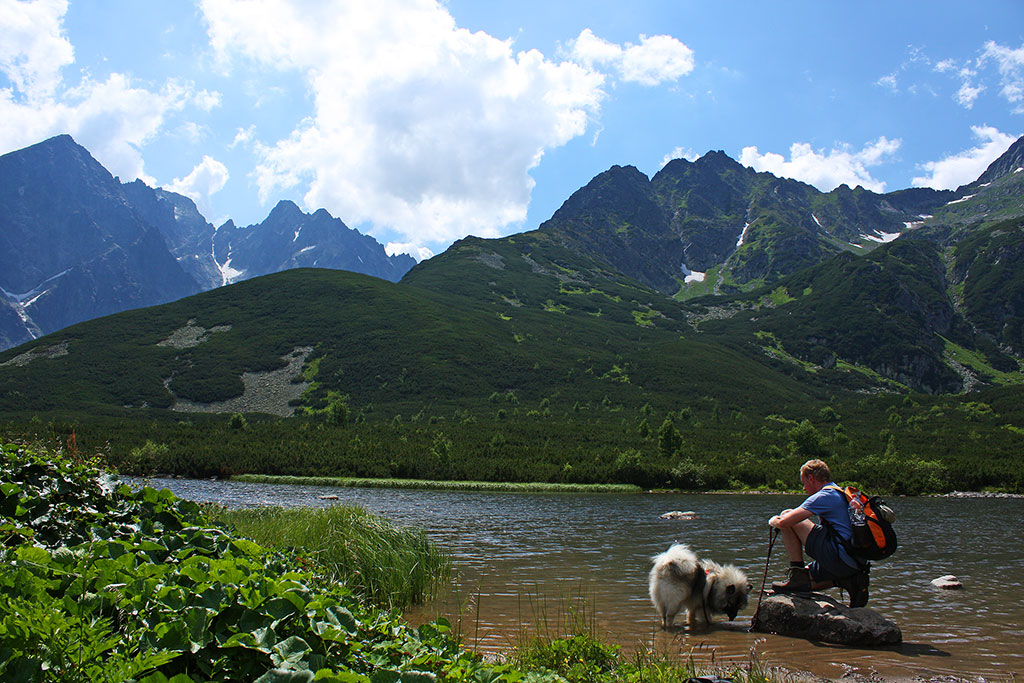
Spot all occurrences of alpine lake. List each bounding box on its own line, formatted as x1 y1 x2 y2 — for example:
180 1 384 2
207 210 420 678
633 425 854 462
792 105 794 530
137 477 1024 681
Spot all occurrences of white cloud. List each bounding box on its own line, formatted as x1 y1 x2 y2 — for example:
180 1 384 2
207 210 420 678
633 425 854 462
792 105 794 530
386 242 434 262
0 0 192 185
0 0 73 99
661 146 698 167
166 155 229 211
876 73 898 92
570 29 623 67
981 41 1024 110
176 121 206 144
569 29 694 86
230 124 256 148
738 137 901 192
956 80 984 108
620 34 695 86
912 125 1017 190
200 0 627 247
193 89 221 111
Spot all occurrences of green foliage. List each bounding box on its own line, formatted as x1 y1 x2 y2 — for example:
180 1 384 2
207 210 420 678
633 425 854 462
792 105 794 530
657 418 683 458
787 420 829 459
0 439 558 683
6 375 1024 495
818 406 840 423
325 392 350 426
515 633 620 683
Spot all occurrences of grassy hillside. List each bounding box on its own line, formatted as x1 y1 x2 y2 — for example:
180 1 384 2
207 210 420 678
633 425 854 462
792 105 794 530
0 265 824 419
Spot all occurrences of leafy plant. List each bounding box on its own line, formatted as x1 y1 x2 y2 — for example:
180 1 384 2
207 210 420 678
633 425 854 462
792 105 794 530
0 439 558 683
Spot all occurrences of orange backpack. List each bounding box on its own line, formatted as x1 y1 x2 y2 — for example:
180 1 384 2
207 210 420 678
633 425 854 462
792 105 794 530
825 485 898 561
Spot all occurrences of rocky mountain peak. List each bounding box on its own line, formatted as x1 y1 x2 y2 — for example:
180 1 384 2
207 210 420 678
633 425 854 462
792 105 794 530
976 135 1024 185
266 199 305 222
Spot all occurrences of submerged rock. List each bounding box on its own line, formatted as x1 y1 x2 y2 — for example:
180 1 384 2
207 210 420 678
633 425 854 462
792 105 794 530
750 593 901 646
931 575 963 589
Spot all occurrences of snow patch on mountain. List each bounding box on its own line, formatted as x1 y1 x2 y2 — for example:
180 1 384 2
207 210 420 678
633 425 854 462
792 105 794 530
681 263 705 283
212 242 243 286
946 194 976 205
860 230 901 244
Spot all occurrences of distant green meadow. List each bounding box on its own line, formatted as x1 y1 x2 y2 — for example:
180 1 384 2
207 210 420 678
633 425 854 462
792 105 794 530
232 473 642 493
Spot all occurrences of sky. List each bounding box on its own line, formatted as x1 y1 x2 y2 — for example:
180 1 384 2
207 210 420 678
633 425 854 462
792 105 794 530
2 1 1024 262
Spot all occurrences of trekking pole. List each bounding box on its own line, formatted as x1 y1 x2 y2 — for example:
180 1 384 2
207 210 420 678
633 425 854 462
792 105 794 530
749 526 779 632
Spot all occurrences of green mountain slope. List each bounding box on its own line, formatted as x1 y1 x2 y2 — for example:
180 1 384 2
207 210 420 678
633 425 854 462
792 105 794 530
685 233 1024 394
0 266 826 417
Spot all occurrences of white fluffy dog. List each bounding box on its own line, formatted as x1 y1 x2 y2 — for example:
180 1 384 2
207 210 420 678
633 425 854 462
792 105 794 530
648 543 751 629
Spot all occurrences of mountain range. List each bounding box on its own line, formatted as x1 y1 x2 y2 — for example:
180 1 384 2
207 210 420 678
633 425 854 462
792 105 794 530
0 135 414 351
1 132 1023 418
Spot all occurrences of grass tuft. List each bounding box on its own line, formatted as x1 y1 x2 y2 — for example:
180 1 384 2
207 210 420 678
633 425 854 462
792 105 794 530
207 503 450 609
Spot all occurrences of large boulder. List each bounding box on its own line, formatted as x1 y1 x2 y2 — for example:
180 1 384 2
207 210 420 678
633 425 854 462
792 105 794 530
750 593 901 646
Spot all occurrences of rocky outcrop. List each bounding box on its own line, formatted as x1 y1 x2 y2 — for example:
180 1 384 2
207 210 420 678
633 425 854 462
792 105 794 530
750 593 901 646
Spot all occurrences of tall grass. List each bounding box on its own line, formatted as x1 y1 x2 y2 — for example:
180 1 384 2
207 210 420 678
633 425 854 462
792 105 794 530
207 503 450 610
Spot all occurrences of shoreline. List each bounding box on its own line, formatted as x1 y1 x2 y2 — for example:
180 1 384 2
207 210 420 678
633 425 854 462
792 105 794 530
191 474 1024 498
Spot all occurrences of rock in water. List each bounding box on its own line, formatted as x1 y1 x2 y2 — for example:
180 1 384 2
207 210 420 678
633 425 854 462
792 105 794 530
750 593 901 646
659 510 698 520
931 575 963 589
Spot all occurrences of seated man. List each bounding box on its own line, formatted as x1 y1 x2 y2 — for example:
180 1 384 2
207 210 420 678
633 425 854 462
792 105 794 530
768 458 869 607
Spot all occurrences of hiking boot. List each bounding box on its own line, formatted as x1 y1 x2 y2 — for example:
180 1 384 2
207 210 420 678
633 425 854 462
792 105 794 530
771 566 811 593
838 569 870 608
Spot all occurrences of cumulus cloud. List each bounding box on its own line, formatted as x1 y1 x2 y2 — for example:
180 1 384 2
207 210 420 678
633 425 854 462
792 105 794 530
738 137 901 192
386 242 435 262
570 29 694 86
166 155 230 211
0 0 73 98
0 0 191 184
201 0 608 245
912 125 1018 190
201 2 694 247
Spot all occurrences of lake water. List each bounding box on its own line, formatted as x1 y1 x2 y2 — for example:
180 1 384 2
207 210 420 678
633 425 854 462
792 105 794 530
134 477 1024 681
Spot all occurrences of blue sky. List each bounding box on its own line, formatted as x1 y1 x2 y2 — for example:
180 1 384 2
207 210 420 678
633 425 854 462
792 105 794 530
2 0 1023 261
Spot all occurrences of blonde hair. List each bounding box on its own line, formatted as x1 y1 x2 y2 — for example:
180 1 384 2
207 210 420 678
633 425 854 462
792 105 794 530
800 459 832 483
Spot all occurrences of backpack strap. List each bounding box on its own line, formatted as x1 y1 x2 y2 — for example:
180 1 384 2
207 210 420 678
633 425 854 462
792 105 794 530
818 485 868 568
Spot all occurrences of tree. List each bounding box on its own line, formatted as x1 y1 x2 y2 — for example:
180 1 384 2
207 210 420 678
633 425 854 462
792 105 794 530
787 419 828 459
658 418 683 458
325 392 350 426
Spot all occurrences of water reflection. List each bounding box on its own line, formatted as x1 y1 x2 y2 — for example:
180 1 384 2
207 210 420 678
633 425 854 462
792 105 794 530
131 477 1024 680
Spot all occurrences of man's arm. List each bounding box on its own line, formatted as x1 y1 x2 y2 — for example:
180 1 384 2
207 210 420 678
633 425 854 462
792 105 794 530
769 506 813 528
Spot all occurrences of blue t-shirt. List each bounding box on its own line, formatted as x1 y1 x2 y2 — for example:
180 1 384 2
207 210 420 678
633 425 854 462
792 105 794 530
800 483 857 568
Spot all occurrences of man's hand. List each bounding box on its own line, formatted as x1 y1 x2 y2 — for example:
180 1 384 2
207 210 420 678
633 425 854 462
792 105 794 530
768 515 781 528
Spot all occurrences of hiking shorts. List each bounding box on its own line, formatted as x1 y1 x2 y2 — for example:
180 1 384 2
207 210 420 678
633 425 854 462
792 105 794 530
806 524 860 582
